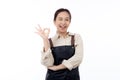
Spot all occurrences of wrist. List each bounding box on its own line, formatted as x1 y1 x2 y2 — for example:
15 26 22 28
56 64 66 70
43 37 49 40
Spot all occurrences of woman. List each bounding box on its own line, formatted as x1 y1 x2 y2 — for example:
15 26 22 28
35 8 83 80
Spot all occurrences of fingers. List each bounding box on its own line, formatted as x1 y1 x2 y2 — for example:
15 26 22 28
43 28 50 34
35 24 50 36
38 24 42 30
38 24 40 27
35 24 42 32
34 32 40 35
47 28 50 33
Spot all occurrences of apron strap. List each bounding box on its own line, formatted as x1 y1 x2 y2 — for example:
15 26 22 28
71 35 75 46
49 38 53 48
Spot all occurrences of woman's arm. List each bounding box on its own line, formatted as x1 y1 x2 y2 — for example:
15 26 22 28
41 48 54 66
48 64 66 71
62 34 83 70
35 25 54 66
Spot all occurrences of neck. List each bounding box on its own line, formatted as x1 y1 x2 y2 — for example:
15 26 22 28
57 31 68 38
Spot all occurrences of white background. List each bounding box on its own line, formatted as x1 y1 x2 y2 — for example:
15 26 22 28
0 0 120 80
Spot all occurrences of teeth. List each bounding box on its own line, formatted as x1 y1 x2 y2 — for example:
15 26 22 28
60 26 65 28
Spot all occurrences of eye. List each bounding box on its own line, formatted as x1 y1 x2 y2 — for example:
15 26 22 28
65 18 69 21
65 17 70 21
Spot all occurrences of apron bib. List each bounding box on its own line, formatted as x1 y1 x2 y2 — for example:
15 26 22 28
45 35 80 80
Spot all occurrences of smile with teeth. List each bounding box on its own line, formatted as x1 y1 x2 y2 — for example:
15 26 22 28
59 25 67 28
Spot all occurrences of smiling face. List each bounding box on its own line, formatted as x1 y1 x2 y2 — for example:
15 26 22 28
54 11 71 34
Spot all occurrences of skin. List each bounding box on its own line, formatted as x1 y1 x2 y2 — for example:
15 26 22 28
35 11 71 71
54 11 71 37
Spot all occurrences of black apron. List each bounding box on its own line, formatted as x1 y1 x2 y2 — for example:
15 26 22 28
45 35 80 80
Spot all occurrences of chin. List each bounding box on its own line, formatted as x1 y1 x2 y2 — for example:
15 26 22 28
59 30 67 33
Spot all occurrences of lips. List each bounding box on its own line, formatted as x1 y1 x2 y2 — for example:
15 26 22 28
59 25 67 29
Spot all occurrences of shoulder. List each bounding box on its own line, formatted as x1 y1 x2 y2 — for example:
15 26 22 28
69 32 82 39
70 32 83 44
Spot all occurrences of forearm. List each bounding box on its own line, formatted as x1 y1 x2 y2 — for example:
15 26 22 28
48 64 67 71
43 38 50 52
56 64 67 70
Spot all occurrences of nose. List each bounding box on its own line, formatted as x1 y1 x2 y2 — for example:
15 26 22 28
61 19 66 25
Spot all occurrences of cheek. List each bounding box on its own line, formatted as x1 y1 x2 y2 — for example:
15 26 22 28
54 21 58 25
67 21 70 24
66 23 70 27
